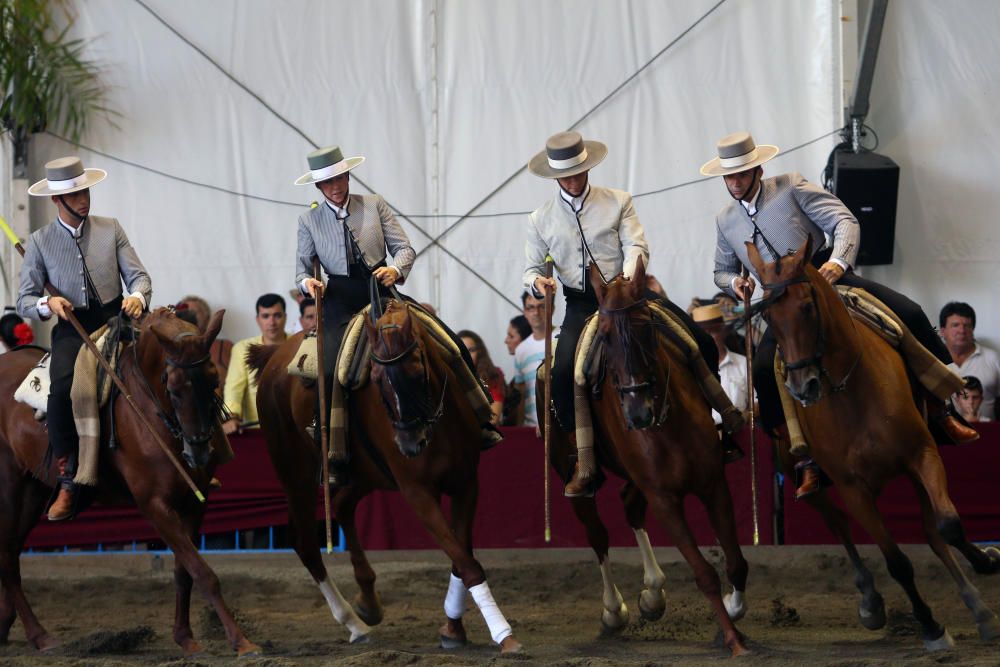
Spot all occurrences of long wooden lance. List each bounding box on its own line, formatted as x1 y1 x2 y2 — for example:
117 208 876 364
542 256 554 543
741 267 760 546
312 257 334 554
0 215 205 503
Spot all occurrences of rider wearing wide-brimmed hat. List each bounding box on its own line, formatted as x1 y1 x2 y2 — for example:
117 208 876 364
702 131 979 497
18 157 152 521
525 132 745 497
293 146 501 486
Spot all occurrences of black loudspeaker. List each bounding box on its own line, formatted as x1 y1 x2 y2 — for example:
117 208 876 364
832 151 900 265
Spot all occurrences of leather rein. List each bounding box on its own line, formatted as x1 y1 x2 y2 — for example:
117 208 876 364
750 275 862 395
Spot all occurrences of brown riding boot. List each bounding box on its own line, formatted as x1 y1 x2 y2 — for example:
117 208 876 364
793 459 822 500
47 456 77 522
564 462 596 498
929 402 979 445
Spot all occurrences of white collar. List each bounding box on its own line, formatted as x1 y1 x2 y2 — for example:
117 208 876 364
739 181 762 216
559 183 590 213
57 216 84 239
325 197 350 220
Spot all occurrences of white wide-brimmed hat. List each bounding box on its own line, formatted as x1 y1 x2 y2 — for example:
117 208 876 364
528 131 608 179
294 146 365 186
699 132 779 177
27 157 107 197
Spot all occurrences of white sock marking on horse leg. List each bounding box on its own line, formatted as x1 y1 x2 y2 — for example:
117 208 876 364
318 579 371 642
598 558 628 629
443 572 467 620
633 528 666 591
468 581 512 644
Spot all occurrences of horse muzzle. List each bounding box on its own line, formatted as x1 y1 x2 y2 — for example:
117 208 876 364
393 426 429 458
786 368 822 407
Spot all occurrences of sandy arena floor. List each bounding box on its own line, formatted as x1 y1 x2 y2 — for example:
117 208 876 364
2 545 999 666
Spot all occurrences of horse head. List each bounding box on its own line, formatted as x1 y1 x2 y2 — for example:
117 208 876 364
147 307 226 466
746 236 833 406
591 257 664 430
365 300 443 458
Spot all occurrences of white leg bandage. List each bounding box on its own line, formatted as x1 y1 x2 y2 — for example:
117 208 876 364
444 573 468 620
319 579 371 642
468 581 512 644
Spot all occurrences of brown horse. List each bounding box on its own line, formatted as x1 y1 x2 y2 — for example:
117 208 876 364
540 259 749 657
250 299 521 653
0 308 259 657
747 238 1000 650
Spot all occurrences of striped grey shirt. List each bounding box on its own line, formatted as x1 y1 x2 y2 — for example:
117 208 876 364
17 215 151 321
713 172 860 296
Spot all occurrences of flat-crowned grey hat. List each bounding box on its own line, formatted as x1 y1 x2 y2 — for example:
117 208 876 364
699 132 779 177
294 146 365 186
27 157 107 197
528 131 608 179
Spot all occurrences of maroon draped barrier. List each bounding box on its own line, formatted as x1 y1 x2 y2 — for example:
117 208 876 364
25 424 998 550
782 422 1000 544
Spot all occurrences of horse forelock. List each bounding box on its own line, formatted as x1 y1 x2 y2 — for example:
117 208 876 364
141 308 207 362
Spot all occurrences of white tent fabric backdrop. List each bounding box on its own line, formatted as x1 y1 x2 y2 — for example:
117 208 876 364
16 1 995 378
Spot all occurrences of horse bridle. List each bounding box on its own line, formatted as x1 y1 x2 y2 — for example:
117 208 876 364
599 297 671 426
369 323 447 431
132 329 222 447
752 275 862 394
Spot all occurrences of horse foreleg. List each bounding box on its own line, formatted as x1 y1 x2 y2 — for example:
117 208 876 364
398 484 521 653
331 488 382 632
620 483 666 622
0 475 56 651
648 493 749 657
438 482 480 649
172 514 206 656
567 493 628 632
836 483 952 651
699 476 748 622
910 449 1000 642
142 498 260 656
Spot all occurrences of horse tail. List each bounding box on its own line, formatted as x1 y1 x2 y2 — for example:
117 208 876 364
246 343 280 381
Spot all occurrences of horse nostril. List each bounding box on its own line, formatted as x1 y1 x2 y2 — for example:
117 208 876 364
805 376 821 398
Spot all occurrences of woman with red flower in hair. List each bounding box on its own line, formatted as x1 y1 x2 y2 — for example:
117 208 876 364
0 311 34 351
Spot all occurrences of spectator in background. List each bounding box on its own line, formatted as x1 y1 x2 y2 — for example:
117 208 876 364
693 303 751 424
955 376 990 423
940 301 1000 420
505 315 531 355
458 330 505 425
0 311 33 351
419 302 437 317
223 293 288 434
299 297 317 333
513 291 552 427
645 274 667 299
177 295 233 396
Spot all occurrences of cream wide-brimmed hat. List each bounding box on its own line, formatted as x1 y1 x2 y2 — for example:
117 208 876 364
294 146 365 186
699 132 779 177
528 131 608 179
692 303 726 327
27 157 107 197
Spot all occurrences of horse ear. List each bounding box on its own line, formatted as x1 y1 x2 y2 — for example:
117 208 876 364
363 316 378 346
629 256 646 300
793 236 812 270
745 241 766 277
587 263 606 303
401 308 413 338
203 309 225 346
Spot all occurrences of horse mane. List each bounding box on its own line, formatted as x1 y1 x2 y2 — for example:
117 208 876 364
246 343 280 379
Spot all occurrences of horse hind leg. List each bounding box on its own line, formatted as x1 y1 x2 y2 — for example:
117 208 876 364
648 493 749 657
620 483 666 622
836 483 952 650
910 448 1000 641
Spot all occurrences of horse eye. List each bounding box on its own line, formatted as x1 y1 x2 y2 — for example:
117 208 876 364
800 301 815 315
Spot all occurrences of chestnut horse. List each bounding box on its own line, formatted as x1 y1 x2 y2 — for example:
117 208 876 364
747 238 1000 650
540 260 749 657
0 308 259 656
250 299 521 653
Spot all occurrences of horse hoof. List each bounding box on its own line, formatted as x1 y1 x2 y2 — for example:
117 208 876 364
236 641 263 657
180 638 205 657
349 630 372 645
438 621 468 650
440 634 467 650
976 613 1000 642
923 628 955 652
353 594 384 626
34 633 60 652
499 636 523 654
638 588 667 622
601 602 629 633
724 591 747 622
977 546 1000 575
858 595 886 631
